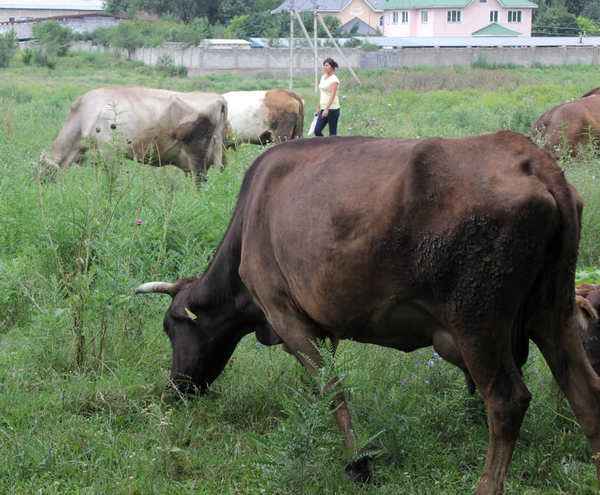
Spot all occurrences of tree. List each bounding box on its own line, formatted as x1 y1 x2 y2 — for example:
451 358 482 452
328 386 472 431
157 0 218 22
583 1 600 24
110 21 143 57
247 0 281 12
318 14 342 38
32 20 72 59
577 16 600 36
241 12 276 38
564 0 586 17
223 15 248 38
0 29 17 68
532 6 579 36
217 0 250 24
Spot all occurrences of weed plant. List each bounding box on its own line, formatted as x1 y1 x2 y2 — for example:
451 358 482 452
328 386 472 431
3 57 600 493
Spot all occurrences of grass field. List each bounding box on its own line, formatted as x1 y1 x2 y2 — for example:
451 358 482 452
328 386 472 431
3 51 600 494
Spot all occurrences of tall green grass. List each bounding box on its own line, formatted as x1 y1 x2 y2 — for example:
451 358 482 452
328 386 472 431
2 53 600 493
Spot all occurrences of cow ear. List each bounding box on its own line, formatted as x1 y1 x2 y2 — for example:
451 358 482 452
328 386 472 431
575 295 598 327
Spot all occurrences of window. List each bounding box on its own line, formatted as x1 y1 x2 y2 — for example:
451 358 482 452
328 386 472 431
401 11 409 23
508 10 522 22
479 0 487 2
392 11 398 24
421 10 428 23
447 10 462 23
8 17 14 22
490 10 498 22
379 15 383 27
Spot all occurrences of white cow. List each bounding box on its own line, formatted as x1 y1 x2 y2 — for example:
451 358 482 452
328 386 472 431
44 86 228 181
222 89 304 146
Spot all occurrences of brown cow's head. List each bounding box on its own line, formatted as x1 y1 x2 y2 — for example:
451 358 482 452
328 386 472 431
136 277 280 395
136 277 238 394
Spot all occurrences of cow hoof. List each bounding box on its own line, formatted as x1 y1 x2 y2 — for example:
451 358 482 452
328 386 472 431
344 455 373 483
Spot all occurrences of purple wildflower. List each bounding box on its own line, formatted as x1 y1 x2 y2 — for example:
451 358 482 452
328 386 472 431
136 219 143 225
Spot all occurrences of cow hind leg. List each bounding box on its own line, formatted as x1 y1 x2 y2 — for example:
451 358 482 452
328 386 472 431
534 319 600 486
174 116 214 182
460 341 532 495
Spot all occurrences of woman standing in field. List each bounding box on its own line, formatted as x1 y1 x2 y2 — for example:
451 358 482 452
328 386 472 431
314 58 340 136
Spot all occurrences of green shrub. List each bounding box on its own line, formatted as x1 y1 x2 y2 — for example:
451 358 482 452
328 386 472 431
0 29 17 68
32 20 72 60
361 41 380 51
20 47 34 65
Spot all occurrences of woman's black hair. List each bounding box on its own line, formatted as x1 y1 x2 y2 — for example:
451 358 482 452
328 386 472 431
323 58 338 70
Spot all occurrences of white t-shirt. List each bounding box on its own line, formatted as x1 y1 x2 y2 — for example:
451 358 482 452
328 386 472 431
319 74 340 110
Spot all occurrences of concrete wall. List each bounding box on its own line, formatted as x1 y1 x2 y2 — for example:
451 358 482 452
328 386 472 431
388 45 600 68
72 41 362 77
1 14 120 39
68 41 600 76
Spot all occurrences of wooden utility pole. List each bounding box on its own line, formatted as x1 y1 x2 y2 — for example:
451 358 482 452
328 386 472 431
313 0 318 92
289 0 294 89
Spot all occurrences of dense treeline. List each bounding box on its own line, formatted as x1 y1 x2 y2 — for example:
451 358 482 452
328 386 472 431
103 0 600 38
533 0 600 36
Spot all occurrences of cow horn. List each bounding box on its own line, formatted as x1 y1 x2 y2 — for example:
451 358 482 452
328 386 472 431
135 282 175 294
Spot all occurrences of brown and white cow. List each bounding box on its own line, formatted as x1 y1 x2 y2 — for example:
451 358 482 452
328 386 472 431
532 87 600 156
44 86 228 181
222 89 303 146
135 131 600 494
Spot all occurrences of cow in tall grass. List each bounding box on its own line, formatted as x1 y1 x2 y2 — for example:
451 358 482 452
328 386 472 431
43 86 228 182
136 131 600 494
222 89 304 147
532 87 600 156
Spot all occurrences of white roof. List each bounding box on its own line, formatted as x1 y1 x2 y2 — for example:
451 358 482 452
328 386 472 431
205 39 251 45
357 36 600 48
0 0 104 10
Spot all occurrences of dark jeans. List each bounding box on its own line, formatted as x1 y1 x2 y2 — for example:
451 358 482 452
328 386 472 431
314 108 340 136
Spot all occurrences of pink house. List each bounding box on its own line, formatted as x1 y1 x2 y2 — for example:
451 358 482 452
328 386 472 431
272 0 384 35
381 0 537 37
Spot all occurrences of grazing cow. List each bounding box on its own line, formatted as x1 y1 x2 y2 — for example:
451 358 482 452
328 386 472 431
135 131 600 494
532 87 600 156
222 89 304 146
575 283 600 375
44 86 228 181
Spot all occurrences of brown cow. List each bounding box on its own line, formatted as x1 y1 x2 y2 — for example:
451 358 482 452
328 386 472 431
44 86 228 181
575 283 600 375
135 131 600 494
532 87 600 156
222 89 304 146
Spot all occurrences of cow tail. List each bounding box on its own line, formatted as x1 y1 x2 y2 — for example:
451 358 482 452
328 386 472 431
552 179 581 392
296 96 305 139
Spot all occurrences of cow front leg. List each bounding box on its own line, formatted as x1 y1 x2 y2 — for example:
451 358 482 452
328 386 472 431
281 339 372 482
